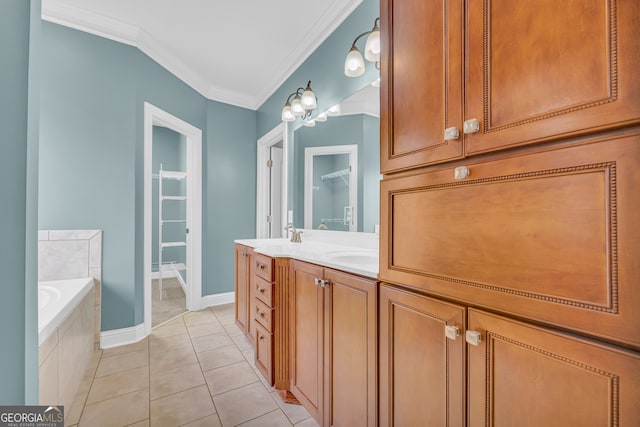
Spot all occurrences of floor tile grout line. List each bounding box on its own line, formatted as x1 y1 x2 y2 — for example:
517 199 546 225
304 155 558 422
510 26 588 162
74 349 104 426
234 408 291 427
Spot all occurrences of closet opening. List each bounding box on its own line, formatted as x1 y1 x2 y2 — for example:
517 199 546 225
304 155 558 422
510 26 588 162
143 102 202 336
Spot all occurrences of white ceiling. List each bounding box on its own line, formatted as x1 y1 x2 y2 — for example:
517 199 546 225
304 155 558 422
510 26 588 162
42 0 363 110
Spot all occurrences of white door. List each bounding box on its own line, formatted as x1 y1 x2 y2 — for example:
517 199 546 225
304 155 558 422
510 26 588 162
269 146 283 238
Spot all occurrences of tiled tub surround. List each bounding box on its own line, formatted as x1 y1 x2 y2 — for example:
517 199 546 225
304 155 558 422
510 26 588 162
39 280 95 414
38 229 102 349
235 229 379 279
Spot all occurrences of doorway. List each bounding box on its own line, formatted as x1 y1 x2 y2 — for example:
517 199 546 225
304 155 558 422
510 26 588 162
304 145 358 231
257 123 289 238
144 102 202 337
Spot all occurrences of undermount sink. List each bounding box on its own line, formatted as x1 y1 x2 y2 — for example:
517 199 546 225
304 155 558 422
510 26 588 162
323 251 378 266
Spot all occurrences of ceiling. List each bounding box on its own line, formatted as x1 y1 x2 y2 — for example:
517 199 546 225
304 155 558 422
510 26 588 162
41 0 363 110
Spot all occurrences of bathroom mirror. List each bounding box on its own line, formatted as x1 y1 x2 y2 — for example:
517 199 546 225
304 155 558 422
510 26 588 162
291 84 380 233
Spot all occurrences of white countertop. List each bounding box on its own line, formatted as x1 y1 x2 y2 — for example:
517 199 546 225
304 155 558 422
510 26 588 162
235 230 379 279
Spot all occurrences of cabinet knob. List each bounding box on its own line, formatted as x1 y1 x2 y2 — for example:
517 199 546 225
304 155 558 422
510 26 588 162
259 335 264 341
241 251 246 257
445 325 460 340
465 330 483 346
314 277 321 286
444 127 460 141
463 118 480 134
258 263 265 271
454 166 470 180
257 286 265 294
259 311 265 318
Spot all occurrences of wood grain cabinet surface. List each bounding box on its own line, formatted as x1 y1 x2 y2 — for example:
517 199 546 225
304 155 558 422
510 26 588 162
234 244 253 335
289 260 377 427
379 284 640 426
381 0 640 172
380 132 640 349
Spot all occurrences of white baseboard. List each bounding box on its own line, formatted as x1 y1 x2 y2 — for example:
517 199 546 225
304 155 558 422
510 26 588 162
199 292 235 310
100 323 146 349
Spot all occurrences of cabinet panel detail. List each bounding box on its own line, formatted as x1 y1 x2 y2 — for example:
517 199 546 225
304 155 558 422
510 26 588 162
468 309 640 427
379 285 465 426
390 162 616 312
380 135 640 347
481 0 617 132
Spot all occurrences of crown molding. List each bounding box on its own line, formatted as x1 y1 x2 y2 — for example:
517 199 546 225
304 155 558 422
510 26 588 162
41 0 362 110
254 0 363 108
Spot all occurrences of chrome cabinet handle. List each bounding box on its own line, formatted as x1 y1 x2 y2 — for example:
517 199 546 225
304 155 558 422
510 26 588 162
463 118 480 134
445 325 460 340
465 330 482 346
454 166 470 180
444 127 460 141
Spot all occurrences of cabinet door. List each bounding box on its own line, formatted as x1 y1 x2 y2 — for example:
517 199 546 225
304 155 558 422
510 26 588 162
254 320 274 386
234 244 250 333
380 0 464 173
324 269 377 427
379 284 466 427
380 133 640 348
290 260 324 425
465 0 640 154
468 309 640 427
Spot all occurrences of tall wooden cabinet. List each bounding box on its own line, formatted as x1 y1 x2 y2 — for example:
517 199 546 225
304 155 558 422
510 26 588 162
381 0 640 172
380 0 640 424
290 260 377 427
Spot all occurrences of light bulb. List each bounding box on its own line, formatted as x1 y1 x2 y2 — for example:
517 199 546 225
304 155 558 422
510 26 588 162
300 82 317 110
344 47 365 77
327 104 341 116
364 29 380 62
281 104 294 122
291 96 304 116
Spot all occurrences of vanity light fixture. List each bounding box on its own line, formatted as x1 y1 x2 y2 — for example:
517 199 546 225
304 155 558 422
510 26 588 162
303 119 316 127
327 104 341 116
315 112 328 122
281 81 317 122
344 17 380 77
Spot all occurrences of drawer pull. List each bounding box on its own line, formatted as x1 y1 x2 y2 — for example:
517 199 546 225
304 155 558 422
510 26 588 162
259 335 265 341
257 285 265 294
241 251 246 257
258 263 265 271
445 325 460 340
465 330 482 346
259 311 265 318
454 166 470 180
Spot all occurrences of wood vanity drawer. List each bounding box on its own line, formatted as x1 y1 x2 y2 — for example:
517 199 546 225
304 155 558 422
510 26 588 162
380 133 640 348
255 253 274 282
255 320 274 385
254 298 274 332
255 276 274 307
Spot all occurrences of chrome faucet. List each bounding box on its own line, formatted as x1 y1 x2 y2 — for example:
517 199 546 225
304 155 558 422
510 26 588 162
284 223 303 243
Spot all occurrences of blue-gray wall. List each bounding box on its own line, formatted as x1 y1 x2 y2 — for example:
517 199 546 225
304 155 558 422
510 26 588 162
0 0 40 404
39 22 256 331
293 114 379 232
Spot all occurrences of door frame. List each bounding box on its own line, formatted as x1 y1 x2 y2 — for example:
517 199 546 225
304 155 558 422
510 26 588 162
143 102 203 336
304 144 358 231
256 122 289 238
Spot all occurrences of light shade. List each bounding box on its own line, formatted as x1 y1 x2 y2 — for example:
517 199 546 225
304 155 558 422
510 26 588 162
291 96 304 116
301 82 317 110
345 46 365 77
315 112 328 122
303 120 316 127
371 77 381 87
327 104 341 116
364 29 380 62
281 104 294 122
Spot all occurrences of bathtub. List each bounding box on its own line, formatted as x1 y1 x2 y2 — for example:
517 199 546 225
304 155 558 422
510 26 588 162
38 277 94 346
39 277 96 411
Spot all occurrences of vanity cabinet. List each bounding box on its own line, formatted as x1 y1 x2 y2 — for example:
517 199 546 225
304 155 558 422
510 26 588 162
234 244 253 335
253 253 275 384
381 0 640 172
379 284 640 426
290 260 377 427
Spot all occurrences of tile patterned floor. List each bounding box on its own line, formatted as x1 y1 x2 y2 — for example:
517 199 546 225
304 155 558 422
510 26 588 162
152 277 187 327
66 303 318 427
